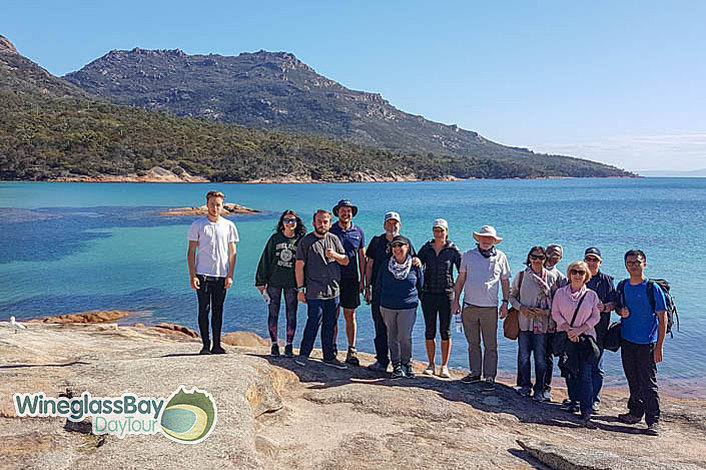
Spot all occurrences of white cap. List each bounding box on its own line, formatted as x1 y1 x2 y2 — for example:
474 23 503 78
432 218 448 231
384 211 401 223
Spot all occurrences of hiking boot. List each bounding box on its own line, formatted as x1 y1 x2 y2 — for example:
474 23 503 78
461 374 481 384
403 363 415 378
439 366 451 379
323 358 348 370
645 422 661 436
515 386 531 397
271 344 280 357
345 347 360 366
391 365 406 379
210 346 226 354
591 401 600 414
199 346 212 355
294 356 309 367
284 344 294 358
483 378 496 392
581 414 597 430
618 412 642 424
423 364 435 376
368 362 388 373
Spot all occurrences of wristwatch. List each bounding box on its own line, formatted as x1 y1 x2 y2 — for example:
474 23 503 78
501 299 509 304
296 286 306 293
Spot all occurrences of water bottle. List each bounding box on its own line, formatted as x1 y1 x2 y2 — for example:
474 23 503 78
455 314 463 333
261 290 271 305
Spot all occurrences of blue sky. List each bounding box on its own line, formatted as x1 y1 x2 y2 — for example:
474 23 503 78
3 1 705 171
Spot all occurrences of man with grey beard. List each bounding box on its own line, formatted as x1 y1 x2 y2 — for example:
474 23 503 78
543 243 566 401
364 211 417 373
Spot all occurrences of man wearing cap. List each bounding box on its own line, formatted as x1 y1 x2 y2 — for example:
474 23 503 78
452 225 511 391
583 247 616 413
365 211 418 373
330 199 366 365
543 243 566 400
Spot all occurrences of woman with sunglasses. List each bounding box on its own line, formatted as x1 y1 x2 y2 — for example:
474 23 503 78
255 210 307 357
509 246 561 401
378 235 424 379
551 260 601 428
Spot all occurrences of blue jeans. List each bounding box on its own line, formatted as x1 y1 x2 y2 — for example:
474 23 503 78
299 297 339 361
569 357 594 416
517 331 548 396
591 351 605 404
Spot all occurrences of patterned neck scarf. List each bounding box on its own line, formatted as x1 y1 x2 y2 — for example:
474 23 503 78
477 244 497 258
388 254 413 280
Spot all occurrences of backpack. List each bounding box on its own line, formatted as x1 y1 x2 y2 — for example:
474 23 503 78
616 278 679 337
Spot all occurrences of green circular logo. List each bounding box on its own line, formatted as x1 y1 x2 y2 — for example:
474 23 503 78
160 386 217 443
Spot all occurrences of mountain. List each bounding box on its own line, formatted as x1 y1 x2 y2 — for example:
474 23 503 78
64 47 632 178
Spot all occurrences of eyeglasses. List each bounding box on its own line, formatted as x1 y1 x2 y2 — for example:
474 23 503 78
584 257 600 262
529 254 546 260
283 218 296 223
570 269 586 276
626 260 644 266
391 243 406 248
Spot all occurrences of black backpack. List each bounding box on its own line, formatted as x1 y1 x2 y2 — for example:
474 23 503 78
616 278 679 337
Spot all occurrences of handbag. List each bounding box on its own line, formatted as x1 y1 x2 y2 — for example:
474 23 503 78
503 271 524 340
604 321 622 352
552 291 588 357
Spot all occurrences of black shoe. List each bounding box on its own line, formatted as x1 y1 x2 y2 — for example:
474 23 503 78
368 362 388 373
581 414 597 429
645 422 661 436
563 402 580 413
345 347 360 366
323 358 348 370
591 401 600 414
271 344 280 357
403 363 415 378
284 344 294 358
482 378 496 392
211 346 226 354
461 374 481 384
199 346 211 355
391 365 406 379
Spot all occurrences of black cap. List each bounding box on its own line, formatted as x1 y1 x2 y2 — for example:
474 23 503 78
584 247 602 260
390 235 409 246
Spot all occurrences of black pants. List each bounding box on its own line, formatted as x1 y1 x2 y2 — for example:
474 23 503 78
371 289 389 366
621 339 660 425
196 275 226 349
544 332 556 391
421 292 452 340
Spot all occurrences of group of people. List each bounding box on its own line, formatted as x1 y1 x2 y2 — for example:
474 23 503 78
187 191 668 435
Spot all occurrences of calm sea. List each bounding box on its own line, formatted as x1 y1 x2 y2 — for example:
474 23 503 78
1 179 704 394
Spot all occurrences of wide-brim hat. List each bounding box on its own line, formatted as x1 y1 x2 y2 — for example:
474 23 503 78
472 225 503 243
333 199 358 217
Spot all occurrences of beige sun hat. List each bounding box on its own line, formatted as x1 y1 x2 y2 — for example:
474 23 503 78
472 225 503 243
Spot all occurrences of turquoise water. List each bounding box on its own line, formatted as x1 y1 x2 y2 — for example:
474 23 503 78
1 179 704 391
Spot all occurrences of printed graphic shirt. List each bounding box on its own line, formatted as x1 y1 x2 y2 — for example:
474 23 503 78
255 232 300 288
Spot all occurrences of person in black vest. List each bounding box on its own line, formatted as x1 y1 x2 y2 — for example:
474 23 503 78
418 218 461 378
583 247 616 413
364 211 418 373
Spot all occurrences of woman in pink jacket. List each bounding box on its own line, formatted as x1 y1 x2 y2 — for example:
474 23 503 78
551 260 601 428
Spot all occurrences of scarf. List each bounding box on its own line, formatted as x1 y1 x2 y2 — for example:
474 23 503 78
526 267 552 310
388 254 413 280
476 244 497 258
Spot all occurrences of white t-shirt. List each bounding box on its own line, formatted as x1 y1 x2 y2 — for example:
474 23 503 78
459 247 511 307
187 217 239 277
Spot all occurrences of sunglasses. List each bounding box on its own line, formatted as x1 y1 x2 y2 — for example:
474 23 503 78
529 254 546 260
570 269 586 276
584 257 600 262
391 243 406 248
283 218 297 223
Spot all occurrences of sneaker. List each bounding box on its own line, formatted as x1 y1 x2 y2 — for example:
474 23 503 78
618 412 642 425
542 390 552 402
368 362 388 373
284 344 294 358
562 401 579 413
199 346 211 355
271 344 280 357
562 398 573 406
210 346 226 354
645 422 661 436
581 414 598 429
323 358 348 370
483 378 496 392
591 401 600 414
515 386 531 397
461 374 481 384
439 366 451 379
532 393 545 402
423 364 435 376
391 365 406 379
345 347 360 366
403 363 415 378
294 356 309 367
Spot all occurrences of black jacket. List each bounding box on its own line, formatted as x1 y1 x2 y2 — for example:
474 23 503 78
418 240 462 294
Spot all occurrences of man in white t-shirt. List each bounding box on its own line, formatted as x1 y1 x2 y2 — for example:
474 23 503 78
452 225 511 391
187 191 239 355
